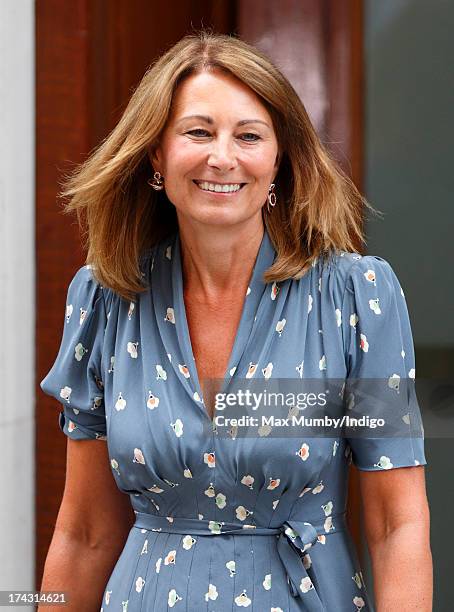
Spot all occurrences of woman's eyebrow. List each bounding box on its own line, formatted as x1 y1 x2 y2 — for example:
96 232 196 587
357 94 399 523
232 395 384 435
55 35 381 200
176 114 270 128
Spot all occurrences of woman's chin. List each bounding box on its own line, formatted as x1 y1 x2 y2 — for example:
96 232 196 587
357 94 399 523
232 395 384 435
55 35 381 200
179 207 255 228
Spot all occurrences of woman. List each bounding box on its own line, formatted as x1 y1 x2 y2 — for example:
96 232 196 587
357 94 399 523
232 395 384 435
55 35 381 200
39 31 432 611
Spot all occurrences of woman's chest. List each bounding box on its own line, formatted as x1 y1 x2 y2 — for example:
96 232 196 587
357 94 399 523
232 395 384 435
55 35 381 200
102 281 348 418
186 305 237 375
100 283 350 502
184 296 244 416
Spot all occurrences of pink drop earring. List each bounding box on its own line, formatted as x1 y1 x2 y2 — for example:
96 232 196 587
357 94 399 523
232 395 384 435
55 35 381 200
147 171 165 191
267 183 277 213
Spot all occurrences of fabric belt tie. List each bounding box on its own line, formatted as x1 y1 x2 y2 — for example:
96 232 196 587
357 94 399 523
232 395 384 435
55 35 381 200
133 510 347 602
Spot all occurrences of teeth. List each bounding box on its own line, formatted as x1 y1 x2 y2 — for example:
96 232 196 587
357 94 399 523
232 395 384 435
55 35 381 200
196 181 242 193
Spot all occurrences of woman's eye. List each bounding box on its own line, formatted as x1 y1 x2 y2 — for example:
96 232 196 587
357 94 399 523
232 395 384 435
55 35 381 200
186 129 261 142
187 129 210 137
240 133 261 142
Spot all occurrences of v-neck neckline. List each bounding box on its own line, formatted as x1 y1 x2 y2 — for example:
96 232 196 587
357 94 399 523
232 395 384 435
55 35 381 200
171 226 276 418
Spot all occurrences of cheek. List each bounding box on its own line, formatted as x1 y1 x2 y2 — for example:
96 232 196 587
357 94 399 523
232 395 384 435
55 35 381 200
159 140 194 174
240 149 277 178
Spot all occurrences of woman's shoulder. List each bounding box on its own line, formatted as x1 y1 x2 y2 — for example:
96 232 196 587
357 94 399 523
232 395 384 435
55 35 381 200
70 241 166 312
322 250 397 287
67 262 98 287
66 263 123 318
307 249 401 309
64 263 103 303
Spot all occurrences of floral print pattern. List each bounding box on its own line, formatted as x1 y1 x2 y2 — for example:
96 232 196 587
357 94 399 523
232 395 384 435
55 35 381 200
40 228 427 611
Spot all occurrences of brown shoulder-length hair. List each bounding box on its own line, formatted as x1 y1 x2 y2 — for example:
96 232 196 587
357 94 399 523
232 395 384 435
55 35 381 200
59 29 380 302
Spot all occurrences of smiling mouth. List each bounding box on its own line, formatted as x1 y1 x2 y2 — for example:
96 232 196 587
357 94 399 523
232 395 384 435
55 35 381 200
193 180 246 194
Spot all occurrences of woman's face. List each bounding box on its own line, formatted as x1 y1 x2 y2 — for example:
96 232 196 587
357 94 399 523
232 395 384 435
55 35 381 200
150 69 280 228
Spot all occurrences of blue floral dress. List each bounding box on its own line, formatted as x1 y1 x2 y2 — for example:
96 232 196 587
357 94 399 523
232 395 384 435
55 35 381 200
40 227 427 611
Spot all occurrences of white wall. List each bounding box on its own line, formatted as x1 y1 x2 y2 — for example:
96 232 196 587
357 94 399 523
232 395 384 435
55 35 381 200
0 0 35 595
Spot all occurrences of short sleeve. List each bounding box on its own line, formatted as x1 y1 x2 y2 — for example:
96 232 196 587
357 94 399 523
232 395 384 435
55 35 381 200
39 265 108 441
340 255 427 471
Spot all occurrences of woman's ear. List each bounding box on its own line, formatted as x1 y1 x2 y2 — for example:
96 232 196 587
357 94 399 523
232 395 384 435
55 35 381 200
147 145 162 174
272 151 282 183
274 150 281 170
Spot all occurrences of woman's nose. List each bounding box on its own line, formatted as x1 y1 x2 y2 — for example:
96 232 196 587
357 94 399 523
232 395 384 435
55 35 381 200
206 136 238 170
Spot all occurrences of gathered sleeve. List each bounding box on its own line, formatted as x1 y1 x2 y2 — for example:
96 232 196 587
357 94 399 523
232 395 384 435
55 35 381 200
340 255 427 471
40 265 108 441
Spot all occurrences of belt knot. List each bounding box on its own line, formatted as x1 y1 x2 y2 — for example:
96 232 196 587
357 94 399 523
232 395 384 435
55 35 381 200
133 510 347 605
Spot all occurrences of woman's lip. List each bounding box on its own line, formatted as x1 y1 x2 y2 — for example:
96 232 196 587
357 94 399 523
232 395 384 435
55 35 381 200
193 180 246 194
193 180 246 185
